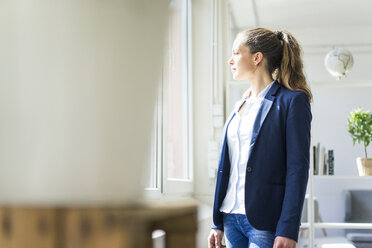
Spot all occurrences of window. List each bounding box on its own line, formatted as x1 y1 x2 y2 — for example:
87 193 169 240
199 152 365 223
145 0 192 196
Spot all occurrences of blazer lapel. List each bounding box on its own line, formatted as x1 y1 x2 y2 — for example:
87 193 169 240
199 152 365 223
220 111 235 150
220 92 248 147
248 81 281 156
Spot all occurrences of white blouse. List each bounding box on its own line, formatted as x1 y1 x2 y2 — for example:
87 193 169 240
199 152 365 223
220 81 274 214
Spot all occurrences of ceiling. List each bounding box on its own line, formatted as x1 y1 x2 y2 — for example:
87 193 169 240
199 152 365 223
228 0 372 30
227 0 372 83
228 0 372 49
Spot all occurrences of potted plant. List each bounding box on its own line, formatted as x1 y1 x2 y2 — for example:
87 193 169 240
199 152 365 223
347 107 372 176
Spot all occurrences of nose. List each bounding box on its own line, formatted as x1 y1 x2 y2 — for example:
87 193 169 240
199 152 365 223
228 55 234 65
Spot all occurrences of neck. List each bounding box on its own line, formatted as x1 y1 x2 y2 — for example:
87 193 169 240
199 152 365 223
249 72 274 97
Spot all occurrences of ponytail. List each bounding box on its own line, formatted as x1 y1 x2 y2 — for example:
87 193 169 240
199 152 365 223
277 31 313 102
238 28 313 103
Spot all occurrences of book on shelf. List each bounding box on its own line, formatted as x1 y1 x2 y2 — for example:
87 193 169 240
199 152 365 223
324 152 329 175
319 146 325 175
313 143 319 175
312 143 334 175
328 150 334 175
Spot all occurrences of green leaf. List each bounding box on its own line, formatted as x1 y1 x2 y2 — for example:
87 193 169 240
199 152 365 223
347 107 372 152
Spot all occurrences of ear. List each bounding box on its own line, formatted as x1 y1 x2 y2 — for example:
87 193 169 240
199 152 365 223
253 52 264 65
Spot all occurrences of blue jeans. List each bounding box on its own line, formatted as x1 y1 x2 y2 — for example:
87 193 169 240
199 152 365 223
223 213 275 248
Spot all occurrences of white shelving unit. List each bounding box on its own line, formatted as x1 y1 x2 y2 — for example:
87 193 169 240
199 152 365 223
305 169 372 247
313 175 372 179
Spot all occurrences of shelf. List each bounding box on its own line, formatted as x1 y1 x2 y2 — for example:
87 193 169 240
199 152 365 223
313 175 372 179
301 223 310 228
307 166 372 247
315 222 372 229
301 222 372 229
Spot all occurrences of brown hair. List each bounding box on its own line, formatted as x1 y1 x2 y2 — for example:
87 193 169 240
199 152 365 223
237 28 313 102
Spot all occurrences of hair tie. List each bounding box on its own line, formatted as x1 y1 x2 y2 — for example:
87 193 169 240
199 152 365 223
275 31 283 40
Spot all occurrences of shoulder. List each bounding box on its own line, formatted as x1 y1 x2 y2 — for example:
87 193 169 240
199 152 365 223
278 86 308 104
275 87 311 119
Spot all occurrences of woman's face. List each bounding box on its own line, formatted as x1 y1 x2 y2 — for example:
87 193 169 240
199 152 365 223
228 38 256 81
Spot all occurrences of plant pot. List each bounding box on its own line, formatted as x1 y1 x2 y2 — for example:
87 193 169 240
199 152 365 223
356 157 372 176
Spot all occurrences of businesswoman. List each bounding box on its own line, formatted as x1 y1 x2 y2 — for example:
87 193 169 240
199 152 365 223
208 28 312 248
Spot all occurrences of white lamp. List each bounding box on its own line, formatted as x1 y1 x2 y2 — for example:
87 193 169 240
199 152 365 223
324 47 354 80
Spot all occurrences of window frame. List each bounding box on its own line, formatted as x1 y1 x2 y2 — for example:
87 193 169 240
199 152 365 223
145 0 193 197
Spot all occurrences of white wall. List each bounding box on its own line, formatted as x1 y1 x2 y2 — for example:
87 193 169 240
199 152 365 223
311 85 372 175
192 0 226 246
0 0 168 204
310 84 372 237
192 0 214 202
296 25 372 84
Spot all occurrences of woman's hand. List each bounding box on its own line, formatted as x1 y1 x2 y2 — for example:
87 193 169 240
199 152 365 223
208 228 226 248
273 236 296 248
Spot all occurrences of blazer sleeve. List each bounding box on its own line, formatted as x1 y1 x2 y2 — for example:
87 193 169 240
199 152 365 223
275 92 312 242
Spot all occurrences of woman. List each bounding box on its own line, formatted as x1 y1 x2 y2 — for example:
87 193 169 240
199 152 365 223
208 28 312 248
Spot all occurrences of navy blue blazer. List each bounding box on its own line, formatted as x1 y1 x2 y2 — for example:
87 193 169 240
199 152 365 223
212 81 312 242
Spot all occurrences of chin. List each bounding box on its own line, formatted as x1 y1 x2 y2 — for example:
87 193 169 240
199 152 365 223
232 72 245 81
233 75 243 81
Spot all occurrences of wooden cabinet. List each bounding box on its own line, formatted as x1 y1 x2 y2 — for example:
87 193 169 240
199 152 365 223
0 201 198 248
